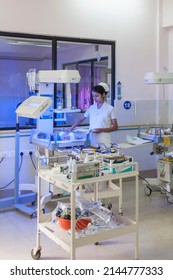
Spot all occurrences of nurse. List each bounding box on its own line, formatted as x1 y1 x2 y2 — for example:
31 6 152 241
69 83 118 148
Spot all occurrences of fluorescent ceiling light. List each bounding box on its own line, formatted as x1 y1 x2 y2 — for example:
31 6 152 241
6 39 57 48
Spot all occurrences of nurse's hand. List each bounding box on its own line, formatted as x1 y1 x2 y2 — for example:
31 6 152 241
65 128 72 133
92 128 102 133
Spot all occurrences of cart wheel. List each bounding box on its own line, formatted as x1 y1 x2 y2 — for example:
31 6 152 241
30 212 36 218
167 195 173 204
107 203 112 210
95 242 99 245
31 248 41 260
144 185 152 196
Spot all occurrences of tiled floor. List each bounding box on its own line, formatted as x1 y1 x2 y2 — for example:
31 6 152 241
0 178 173 260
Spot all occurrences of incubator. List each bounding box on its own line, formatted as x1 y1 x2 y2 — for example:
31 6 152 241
142 72 173 203
26 69 86 148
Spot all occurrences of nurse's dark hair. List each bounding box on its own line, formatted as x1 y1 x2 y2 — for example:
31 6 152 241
92 85 106 95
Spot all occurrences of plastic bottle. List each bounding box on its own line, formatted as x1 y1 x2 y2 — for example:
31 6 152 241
72 159 77 172
68 157 73 172
57 91 63 110
84 153 89 163
116 81 122 100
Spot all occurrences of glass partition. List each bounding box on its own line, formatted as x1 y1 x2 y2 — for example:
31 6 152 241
0 32 115 130
56 57 109 127
0 35 52 129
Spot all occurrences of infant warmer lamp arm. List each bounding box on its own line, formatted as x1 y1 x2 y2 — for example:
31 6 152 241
144 72 173 84
37 69 81 110
14 96 53 216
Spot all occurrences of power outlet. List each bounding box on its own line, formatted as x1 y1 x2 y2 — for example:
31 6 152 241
0 150 36 158
22 150 36 156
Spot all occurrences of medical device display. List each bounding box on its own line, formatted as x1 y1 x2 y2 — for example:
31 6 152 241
15 96 53 118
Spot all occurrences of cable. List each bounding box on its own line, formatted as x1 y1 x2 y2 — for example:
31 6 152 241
139 174 173 194
159 185 173 195
138 175 152 186
139 175 173 197
29 152 37 170
0 156 5 164
0 153 23 190
98 143 108 149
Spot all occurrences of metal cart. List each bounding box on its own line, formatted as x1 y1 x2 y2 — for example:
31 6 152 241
31 159 139 260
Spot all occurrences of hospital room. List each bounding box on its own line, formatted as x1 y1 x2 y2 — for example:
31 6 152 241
0 0 173 264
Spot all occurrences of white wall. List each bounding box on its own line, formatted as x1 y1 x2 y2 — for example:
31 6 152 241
0 0 158 101
0 0 169 185
0 134 36 187
162 0 173 27
161 1 173 120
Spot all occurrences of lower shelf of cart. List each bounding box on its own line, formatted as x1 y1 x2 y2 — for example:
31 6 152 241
78 181 120 200
38 213 136 253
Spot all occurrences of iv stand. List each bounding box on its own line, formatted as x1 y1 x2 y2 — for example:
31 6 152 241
13 95 53 217
13 115 37 217
0 95 53 216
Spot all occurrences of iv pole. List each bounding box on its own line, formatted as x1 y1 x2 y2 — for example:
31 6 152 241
14 95 53 217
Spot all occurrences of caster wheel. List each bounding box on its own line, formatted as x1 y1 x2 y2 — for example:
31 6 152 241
30 212 36 218
107 203 112 210
144 185 152 196
167 195 173 204
31 248 41 260
95 242 99 245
